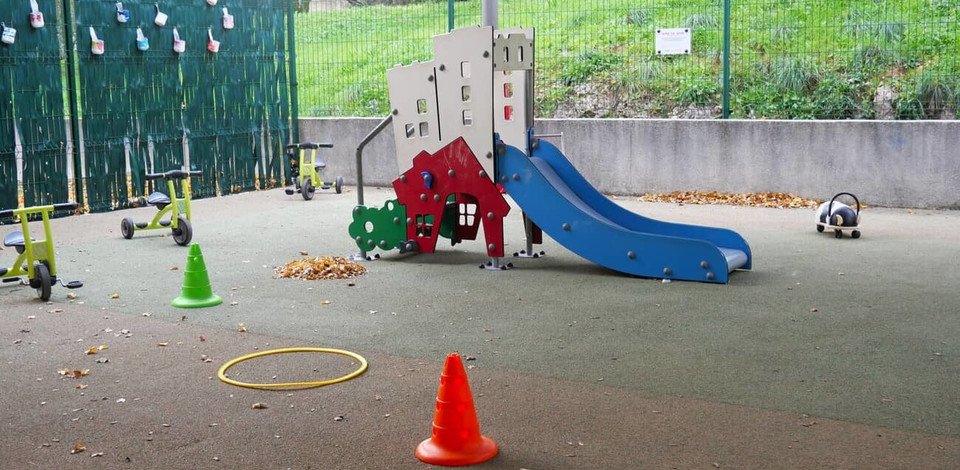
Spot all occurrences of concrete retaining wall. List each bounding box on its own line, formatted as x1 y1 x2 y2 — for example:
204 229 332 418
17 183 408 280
300 118 960 209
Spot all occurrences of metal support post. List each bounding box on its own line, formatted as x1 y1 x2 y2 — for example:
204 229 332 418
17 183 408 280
482 0 498 29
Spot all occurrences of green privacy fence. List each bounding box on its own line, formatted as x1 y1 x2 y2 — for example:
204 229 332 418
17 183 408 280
0 0 71 213
295 0 960 120
0 0 295 213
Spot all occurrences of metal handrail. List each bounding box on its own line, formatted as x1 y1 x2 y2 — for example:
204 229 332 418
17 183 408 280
355 114 393 207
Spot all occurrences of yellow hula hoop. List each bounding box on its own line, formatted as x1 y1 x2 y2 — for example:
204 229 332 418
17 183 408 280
217 347 368 390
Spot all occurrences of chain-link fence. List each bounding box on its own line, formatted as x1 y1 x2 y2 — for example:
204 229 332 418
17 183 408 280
295 0 960 120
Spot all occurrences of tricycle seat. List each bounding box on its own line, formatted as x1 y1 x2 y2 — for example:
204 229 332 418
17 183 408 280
3 231 26 248
147 191 171 208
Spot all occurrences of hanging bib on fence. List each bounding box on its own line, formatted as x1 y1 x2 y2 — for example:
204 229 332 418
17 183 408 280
222 8 234 30
90 27 105 55
136 27 149 51
1 23 17 45
116 2 131 24
154 4 168 27
172 28 185 53
207 29 220 53
29 0 45 29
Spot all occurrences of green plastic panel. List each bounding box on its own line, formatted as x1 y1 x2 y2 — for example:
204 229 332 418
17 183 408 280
349 200 408 253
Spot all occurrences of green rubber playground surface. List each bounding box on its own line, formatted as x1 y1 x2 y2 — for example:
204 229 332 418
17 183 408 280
1 187 958 468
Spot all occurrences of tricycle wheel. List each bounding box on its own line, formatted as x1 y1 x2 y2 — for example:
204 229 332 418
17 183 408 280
302 179 314 200
851 230 861 239
121 217 135 239
834 230 843 239
816 225 824 233
34 264 52 301
173 217 193 246
335 176 344 194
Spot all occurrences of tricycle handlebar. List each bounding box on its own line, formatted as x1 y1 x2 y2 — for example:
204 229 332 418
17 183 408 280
145 169 202 180
300 142 334 149
53 202 79 212
0 201 79 219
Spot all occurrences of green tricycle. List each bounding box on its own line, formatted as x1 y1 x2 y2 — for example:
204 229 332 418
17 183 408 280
1 202 84 301
284 142 343 200
121 169 202 246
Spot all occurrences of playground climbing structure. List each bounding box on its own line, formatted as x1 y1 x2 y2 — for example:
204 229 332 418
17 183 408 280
349 26 752 283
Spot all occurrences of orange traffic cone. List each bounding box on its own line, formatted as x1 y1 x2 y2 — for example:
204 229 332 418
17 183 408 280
415 353 498 466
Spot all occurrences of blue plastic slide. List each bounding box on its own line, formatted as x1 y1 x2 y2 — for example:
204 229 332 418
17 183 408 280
497 140 751 283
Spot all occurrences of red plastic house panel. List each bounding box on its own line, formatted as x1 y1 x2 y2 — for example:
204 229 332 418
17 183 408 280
393 138 511 257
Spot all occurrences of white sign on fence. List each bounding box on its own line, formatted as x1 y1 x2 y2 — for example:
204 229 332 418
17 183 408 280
655 28 691 55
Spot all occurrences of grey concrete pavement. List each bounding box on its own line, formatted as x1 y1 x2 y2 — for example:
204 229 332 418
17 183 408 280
2 187 959 468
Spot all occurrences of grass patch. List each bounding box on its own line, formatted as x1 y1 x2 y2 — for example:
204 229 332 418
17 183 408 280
295 0 960 119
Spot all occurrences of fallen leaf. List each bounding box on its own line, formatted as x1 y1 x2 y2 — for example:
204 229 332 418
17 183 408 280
199 335 206 342
274 256 367 281
299 251 309 256
110 292 120 299
85 347 98 355
157 342 169 347
170 266 179 271
67 293 78 300
809 307 818 313
230 301 239 306
321 300 331 305
75 384 88 390
70 441 86 454
98 345 108 351
252 403 268 409
49 308 63 314
639 191 822 209
67 369 90 378
90 452 104 458
142 312 151 317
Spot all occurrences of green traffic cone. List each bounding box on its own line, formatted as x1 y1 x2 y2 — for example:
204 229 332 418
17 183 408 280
171 243 222 309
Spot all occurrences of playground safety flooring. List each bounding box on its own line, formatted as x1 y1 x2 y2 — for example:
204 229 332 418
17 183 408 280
1 187 958 469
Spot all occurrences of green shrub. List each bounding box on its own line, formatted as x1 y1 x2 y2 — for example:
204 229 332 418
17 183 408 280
812 74 864 119
559 51 621 87
771 57 821 93
685 13 720 30
676 78 720 106
626 8 651 26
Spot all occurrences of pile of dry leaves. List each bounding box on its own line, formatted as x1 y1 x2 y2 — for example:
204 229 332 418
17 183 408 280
638 191 821 209
275 256 366 281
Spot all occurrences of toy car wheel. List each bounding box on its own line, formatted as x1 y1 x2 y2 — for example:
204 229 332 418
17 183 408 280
852 230 861 239
816 225 824 233
834 230 843 239
335 176 344 194
302 179 314 200
121 217 135 239
34 264 52 301
172 217 193 246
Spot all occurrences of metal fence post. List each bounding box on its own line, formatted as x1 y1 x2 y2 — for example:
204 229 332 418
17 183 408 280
722 0 731 119
288 0 301 143
448 0 454 31
62 0 85 206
